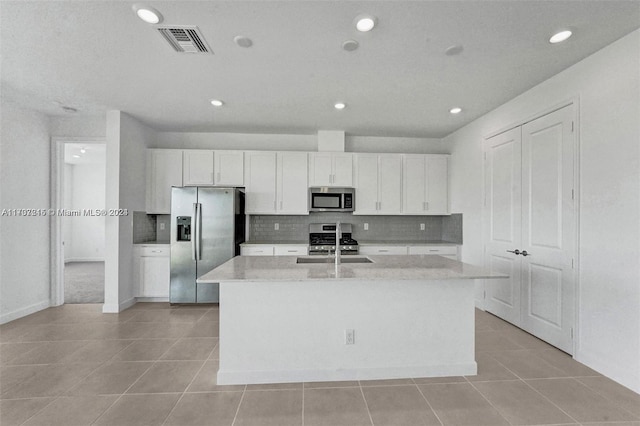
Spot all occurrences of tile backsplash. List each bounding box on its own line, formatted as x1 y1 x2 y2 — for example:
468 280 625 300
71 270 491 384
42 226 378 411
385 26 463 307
132 211 157 243
249 213 462 244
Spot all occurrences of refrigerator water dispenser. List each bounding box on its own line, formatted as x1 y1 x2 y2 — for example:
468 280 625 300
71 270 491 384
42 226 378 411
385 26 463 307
176 216 191 241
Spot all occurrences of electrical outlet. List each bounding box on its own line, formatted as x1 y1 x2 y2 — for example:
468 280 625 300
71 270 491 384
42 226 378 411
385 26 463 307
274 223 279 230
420 223 425 231
345 329 355 345
160 223 165 231
364 223 369 231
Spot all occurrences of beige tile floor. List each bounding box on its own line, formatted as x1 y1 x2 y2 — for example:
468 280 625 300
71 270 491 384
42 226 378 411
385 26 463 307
1 303 639 426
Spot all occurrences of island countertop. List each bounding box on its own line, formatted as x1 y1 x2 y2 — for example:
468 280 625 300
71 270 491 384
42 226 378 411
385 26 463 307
197 254 507 283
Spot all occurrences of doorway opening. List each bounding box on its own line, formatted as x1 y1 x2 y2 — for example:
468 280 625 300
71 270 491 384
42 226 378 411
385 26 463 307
51 137 106 306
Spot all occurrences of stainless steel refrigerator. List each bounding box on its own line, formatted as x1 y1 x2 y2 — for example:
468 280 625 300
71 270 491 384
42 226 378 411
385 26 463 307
170 187 245 303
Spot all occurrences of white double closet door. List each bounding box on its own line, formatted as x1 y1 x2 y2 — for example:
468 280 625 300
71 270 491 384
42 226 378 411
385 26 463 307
484 104 576 354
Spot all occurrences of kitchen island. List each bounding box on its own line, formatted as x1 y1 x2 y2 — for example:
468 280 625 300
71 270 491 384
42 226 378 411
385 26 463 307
198 255 506 385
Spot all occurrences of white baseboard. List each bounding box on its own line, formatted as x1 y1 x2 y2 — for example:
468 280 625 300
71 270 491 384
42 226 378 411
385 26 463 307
102 297 137 313
574 349 640 394
217 362 477 386
136 297 170 302
64 258 105 263
0 300 50 324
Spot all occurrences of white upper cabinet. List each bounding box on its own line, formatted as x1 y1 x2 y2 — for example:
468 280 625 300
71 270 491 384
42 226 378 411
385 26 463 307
245 151 309 215
244 151 277 214
183 150 244 187
146 149 183 214
402 154 450 215
183 150 214 186
214 150 244 186
277 152 309 214
354 154 402 215
308 153 353 187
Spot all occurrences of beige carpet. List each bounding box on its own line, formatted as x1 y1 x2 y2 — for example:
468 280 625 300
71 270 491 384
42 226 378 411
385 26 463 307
64 261 104 304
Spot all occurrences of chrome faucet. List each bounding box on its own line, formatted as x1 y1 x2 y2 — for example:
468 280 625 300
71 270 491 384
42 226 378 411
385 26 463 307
335 221 341 265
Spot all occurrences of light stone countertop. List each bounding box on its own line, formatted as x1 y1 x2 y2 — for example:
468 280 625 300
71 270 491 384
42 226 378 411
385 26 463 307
358 240 459 246
197 255 507 283
134 241 170 245
241 241 308 245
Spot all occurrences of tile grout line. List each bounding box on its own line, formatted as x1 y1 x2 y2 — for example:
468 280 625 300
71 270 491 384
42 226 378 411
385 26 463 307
463 376 514 426
160 357 210 425
568 377 640 421
412 378 444 426
230 385 247 426
358 382 375 426
89 336 183 425
486 355 582 425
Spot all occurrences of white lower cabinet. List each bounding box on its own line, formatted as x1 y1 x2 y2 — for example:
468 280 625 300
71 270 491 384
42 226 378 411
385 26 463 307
359 246 408 255
134 245 170 298
360 244 460 260
241 244 308 256
408 245 459 260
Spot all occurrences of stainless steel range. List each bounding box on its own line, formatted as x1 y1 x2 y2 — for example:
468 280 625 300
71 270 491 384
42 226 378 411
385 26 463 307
309 223 359 255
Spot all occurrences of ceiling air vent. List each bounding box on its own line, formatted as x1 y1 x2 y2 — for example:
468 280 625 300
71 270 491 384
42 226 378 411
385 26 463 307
157 26 212 54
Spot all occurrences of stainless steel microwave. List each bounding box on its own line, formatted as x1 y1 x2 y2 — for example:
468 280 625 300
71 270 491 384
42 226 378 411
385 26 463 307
308 187 355 212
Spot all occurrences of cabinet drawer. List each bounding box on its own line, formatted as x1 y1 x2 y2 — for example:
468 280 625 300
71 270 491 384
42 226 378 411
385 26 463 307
241 246 275 256
408 246 458 256
137 245 170 257
359 246 408 255
274 246 308 256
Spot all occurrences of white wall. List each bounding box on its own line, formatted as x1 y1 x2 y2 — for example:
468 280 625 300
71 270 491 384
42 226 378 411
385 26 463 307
63 164 73 262
64 163 106 261
155 132 317 151
445 30 640 392
0 100 51 323
104 111 155 312
50 115 106 138
155 131 449 155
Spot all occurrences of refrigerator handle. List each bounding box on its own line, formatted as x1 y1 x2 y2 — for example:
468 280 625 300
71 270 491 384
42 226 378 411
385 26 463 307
196 202 202 260
192 203 198 261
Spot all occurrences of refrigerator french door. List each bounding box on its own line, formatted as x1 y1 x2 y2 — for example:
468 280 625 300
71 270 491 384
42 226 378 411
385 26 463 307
170 187 245 303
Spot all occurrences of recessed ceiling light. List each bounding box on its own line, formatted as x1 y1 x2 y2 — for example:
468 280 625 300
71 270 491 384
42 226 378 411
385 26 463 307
342 40 359 52
80 147 86 154
449 107 462 114
62 106 77 113
355 15 377 32
234 36 253 48
132 4 163 24
210 99 224 107
72 155 81 158
334 102 346 110
445 44 464 56
549 30 572 44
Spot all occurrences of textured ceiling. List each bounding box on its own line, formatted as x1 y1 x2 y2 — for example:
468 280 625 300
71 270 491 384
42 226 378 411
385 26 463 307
2 1 639 138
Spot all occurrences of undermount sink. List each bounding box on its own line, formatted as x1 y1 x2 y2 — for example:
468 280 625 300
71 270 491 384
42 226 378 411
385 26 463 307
296 257 373 264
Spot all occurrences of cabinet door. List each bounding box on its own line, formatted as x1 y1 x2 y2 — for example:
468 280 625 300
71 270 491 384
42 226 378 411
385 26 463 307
241 246 275 256
147 150 183 214
354 154 379 214
140 256 170 297
183 150 214 186
332 154 353 186
359 246 408 255
378 155 402 214
245 152 277 214
277 152 308 214
403 155 427 214
309 153 333 186
425 156 449 214
214 151 244 186
274 245 308 256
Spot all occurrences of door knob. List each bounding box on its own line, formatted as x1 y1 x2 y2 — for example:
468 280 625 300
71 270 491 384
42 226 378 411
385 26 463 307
521 250 529 256
507 249 521 255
